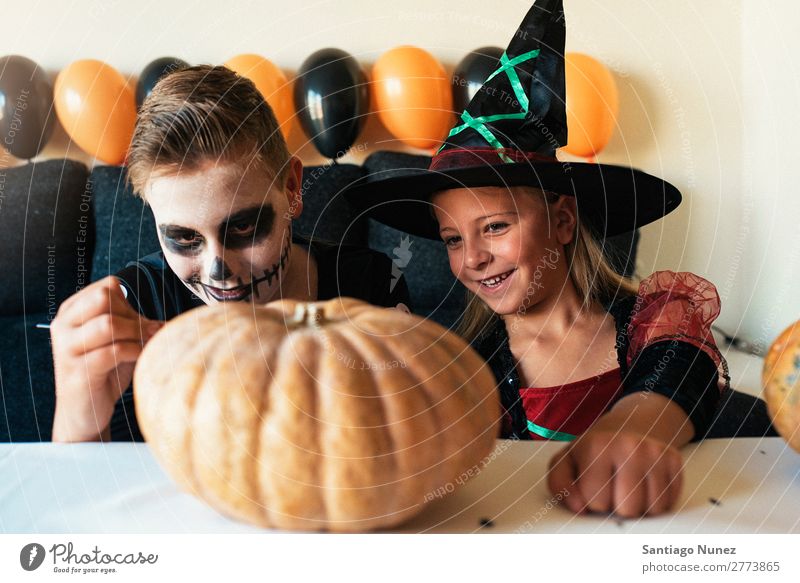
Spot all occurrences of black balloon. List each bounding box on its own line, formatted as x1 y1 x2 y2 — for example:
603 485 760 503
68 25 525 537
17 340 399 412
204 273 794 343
0 55 55 160
294 48 369 159
452 46 504 113
136 57 189 108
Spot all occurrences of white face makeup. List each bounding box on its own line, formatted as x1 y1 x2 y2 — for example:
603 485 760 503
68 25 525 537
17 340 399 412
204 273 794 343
144 160 300 305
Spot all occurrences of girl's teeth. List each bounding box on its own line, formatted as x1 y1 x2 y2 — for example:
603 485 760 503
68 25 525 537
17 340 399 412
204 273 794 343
482 270 512 286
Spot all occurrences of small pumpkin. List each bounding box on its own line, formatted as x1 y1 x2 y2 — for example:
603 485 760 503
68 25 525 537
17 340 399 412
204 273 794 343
762 320 800 452
134 298 499 531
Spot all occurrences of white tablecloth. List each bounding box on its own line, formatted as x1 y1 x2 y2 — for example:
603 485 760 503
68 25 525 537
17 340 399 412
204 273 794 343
1 438 798 533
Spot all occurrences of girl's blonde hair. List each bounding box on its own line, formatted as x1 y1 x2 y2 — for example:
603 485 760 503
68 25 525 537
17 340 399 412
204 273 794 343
456 189 639 342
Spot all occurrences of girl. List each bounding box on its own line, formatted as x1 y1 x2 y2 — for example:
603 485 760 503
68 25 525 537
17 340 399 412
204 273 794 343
432 181 726 518
51 65 409 443
344 0 728 517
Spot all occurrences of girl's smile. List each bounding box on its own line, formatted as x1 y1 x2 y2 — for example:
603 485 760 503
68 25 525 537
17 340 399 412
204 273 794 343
477 268 518 294
432 185 576 316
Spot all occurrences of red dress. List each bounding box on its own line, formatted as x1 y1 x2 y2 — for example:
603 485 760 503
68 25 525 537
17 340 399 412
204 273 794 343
517 271 727 441
519 368 623 440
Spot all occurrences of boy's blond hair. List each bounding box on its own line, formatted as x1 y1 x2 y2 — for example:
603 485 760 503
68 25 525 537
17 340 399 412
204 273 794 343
457 189 639 342
127 64 290 197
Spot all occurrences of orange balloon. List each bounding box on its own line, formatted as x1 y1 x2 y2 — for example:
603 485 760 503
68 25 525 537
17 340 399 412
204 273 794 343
371 46 453 150
562 53 619 158
225 54 294 140
54 60 137 165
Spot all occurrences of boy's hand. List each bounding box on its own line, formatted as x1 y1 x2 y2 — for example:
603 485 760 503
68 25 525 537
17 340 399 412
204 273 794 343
51 276 163 442
547 428 683 518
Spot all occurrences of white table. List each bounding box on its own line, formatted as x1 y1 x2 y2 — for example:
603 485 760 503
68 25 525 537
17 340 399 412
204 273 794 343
1 438 798 533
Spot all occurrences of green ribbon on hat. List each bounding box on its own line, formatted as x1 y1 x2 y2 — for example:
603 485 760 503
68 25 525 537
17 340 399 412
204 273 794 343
448 111 519 162
440 48 541 158
485 49 541 112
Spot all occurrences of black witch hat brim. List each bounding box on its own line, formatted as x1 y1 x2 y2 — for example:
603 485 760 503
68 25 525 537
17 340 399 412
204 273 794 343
344 159 682 240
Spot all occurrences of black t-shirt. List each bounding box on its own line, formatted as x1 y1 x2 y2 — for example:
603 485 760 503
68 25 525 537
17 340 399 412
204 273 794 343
109 238 411 441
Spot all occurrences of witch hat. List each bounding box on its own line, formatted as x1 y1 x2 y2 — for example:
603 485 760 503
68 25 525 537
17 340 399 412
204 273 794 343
344 0 681 240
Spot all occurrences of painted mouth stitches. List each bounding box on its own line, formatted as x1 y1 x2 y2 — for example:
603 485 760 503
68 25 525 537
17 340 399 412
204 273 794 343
479 269 515 288
196 239 291 303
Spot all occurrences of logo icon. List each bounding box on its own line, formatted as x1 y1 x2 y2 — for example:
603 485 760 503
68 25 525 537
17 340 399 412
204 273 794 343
390 236 413 293
20 543 46 571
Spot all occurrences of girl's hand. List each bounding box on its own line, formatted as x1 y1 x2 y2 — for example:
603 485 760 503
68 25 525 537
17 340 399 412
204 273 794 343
547 428 684 518
50 277 163 442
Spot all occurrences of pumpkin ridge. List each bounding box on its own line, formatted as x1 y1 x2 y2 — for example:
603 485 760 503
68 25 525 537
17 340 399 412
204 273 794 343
307 324 324 527
441 335 502 464
338 322 454 489
436 329 501 443
317 326 396 528
250 315 288 527
385 329 449 499
410 329 495 482
180 310 231 497
195 310 260 521
337 325 404 515
259 328 324 528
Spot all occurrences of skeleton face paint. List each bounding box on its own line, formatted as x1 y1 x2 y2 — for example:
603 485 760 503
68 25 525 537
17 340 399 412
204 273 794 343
146 160 300 305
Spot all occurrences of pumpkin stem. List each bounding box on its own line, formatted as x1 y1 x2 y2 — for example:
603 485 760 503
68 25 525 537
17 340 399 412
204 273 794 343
291 303 325 328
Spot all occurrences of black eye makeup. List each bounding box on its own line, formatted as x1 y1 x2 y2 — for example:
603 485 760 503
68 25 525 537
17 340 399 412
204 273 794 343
220 204 275 249
158 203 277 256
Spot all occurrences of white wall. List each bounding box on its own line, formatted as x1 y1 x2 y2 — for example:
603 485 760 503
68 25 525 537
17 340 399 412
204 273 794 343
737 0 800 351
1 0 797 346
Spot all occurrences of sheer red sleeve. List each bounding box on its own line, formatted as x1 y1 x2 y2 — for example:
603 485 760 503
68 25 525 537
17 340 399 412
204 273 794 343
626 271 729 395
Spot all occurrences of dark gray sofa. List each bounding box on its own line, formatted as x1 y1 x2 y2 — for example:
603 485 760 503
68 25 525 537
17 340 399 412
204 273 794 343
0 153 768 442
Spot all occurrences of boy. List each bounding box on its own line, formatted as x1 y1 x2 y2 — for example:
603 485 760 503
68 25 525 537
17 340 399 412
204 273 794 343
51 65 409 442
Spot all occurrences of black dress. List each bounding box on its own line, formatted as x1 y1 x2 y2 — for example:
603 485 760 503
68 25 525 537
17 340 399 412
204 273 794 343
474 271 733 440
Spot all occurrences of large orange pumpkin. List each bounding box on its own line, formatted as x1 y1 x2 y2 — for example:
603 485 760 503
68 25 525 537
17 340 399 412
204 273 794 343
762 320 800 452
134 298 499 531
